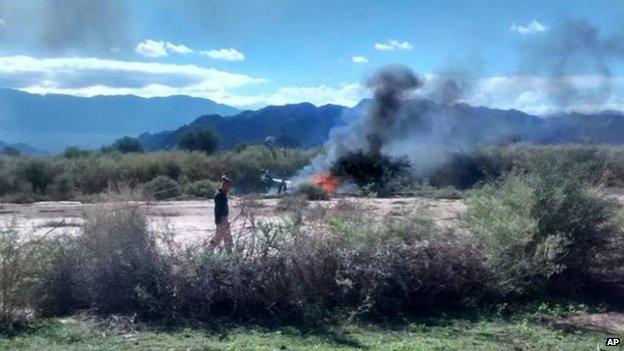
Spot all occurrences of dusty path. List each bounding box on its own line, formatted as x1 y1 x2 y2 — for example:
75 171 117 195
0 197 466 243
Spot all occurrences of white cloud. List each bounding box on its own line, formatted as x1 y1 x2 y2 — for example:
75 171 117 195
0 55 365 109
244 84 367 108
352 56 369 64
165 42 193 55
510 20 549 35
135 39 193 57
374 39 413 51
0 19 5 27
136 39 168 57
201 48 245 61
3 55 622 113
467 75 624 115
0 55 265 105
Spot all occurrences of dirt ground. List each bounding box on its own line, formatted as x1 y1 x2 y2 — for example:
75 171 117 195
551 313 624 334
0 196 466 243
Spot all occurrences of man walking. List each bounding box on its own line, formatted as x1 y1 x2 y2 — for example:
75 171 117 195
208 175 233 253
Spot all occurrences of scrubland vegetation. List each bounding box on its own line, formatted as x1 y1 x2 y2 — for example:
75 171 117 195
0 145 317 202
3 143 624 203
2 144 624 348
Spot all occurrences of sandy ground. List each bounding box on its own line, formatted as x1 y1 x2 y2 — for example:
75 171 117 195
0 196 466 243
551 313 624 334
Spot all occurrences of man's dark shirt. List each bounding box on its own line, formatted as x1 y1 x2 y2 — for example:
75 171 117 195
214 189 228 224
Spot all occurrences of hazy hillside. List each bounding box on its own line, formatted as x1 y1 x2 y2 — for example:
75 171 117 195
140 98 624 152
139 102 347 150
0 89 240 152
0 140 44 155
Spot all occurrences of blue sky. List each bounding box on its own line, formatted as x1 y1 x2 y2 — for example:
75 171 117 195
0 0 623 113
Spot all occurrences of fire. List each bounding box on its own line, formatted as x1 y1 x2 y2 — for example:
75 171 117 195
310 172 340 193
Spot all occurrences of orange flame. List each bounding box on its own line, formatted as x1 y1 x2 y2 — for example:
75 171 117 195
310 172 340 193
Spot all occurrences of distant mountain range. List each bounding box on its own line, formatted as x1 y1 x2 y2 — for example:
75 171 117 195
139 102 348 151
2 86 624 155
0 88 240 152
138 98 624 151
0 140 43 155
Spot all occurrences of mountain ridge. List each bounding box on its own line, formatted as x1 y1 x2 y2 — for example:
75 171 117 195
139 98 624 152
0 88 241 152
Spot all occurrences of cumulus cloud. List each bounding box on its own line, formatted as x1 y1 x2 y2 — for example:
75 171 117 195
374 39 413 51
0 18 5 27
510 20 549 34
201 48 245 61
3 55 621 113
0 55 264 103
467 75 624 114
135 39 193 57
352 56 369 64
165 42 193 55
136 40 167 57
0 55 365 109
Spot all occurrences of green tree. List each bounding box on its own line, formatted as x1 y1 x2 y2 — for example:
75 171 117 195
63 146 90 159
2 146 21 156
109 137 143 154
179 127 219 154
17 159 55 193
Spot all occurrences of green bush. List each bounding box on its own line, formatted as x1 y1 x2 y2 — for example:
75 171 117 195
2 146 20 157
143 176 182 200
108 136 143 154
183 179 219 198
62 147 91 159
179 126 219 154
16 158 56 194
429 144 624 189
297 183 328 200
0 227 40 334
467 167 624 296
49 174 75 200
0 175 9 196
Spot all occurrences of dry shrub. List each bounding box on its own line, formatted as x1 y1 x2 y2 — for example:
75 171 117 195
31 204 174 319
276 194 308 212
27 178 621 326
143 176 182 200
297 183 328 200
79 205 173 316
0 225 37 334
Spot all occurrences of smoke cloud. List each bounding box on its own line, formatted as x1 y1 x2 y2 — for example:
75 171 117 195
521 18 624 109
0 0 131 54
296 18 624 186
364 66 422 155
296 65 485 182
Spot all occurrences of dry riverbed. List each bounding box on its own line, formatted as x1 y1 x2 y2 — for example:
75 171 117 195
0 196 466 243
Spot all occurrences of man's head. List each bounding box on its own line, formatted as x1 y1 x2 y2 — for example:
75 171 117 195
220 175 233 193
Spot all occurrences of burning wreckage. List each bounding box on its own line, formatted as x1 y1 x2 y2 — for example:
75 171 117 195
293 66 425 197
295 62 618 197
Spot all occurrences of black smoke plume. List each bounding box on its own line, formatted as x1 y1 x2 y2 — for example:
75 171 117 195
364 66 422 155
